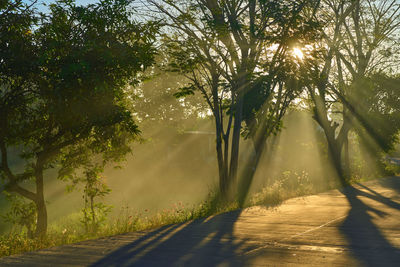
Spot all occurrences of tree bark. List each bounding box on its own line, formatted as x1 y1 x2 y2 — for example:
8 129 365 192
318 115 350 186
211 73 230 197
34 166 47 237
326 137 346 185
343 133 350 178
228 92 244 199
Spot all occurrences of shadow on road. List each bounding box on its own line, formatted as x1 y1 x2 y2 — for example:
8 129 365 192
92 210 262 267
377 176 400 198
339 180 400 267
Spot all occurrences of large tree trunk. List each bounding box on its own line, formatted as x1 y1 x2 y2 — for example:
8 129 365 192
35 168 47 237
320 117 349 186
326 137 346 185
312 91 349 185
340 109 352 179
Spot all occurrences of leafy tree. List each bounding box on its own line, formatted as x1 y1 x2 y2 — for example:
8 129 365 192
303 0 400 183
0 0 38 236
0 0 157 236
151 0 319 200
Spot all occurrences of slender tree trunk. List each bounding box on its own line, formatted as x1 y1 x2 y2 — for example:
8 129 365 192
214 112 225 195
211 74 230 197
222 134 230 194
83 194 89 232
216 140 227 195
343 132 350 178
216 128 229 196
90 195 96 232
228 93 244 198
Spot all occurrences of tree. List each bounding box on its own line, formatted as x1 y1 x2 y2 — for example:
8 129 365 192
0 0 38 236
335 0 400 175
151 0 319 200
304 0 400 183
0 0 158 236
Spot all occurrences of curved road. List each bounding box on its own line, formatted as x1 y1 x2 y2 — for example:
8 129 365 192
1 177 400 266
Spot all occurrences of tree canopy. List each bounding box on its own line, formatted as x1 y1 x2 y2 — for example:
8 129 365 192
151 0 321 200
0 0 158 236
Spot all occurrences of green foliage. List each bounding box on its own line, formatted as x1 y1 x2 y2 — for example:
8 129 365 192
158 0 322 199
80 167 112 233
1 193 37 238
173 84 196 98
385 161 400 176
133 63 209 131
351 74 400 153
82 202 112 233
0 0 158 235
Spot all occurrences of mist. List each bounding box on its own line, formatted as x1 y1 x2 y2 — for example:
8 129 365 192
1 108 392 234
1 104 394 235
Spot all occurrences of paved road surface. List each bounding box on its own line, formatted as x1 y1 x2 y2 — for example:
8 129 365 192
1 177 400 266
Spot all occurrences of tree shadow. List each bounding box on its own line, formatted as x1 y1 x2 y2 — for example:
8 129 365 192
377 176 400 198
339 183 400 266
92 210 261 267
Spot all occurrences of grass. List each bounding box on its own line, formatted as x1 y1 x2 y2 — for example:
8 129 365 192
0 170 373 258
249 170 337 208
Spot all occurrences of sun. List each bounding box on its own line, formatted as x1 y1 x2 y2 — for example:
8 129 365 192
293 47 304 60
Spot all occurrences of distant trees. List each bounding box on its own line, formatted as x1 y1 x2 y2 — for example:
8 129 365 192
151 0 320 200
133 64 209 131
0 0 157 236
